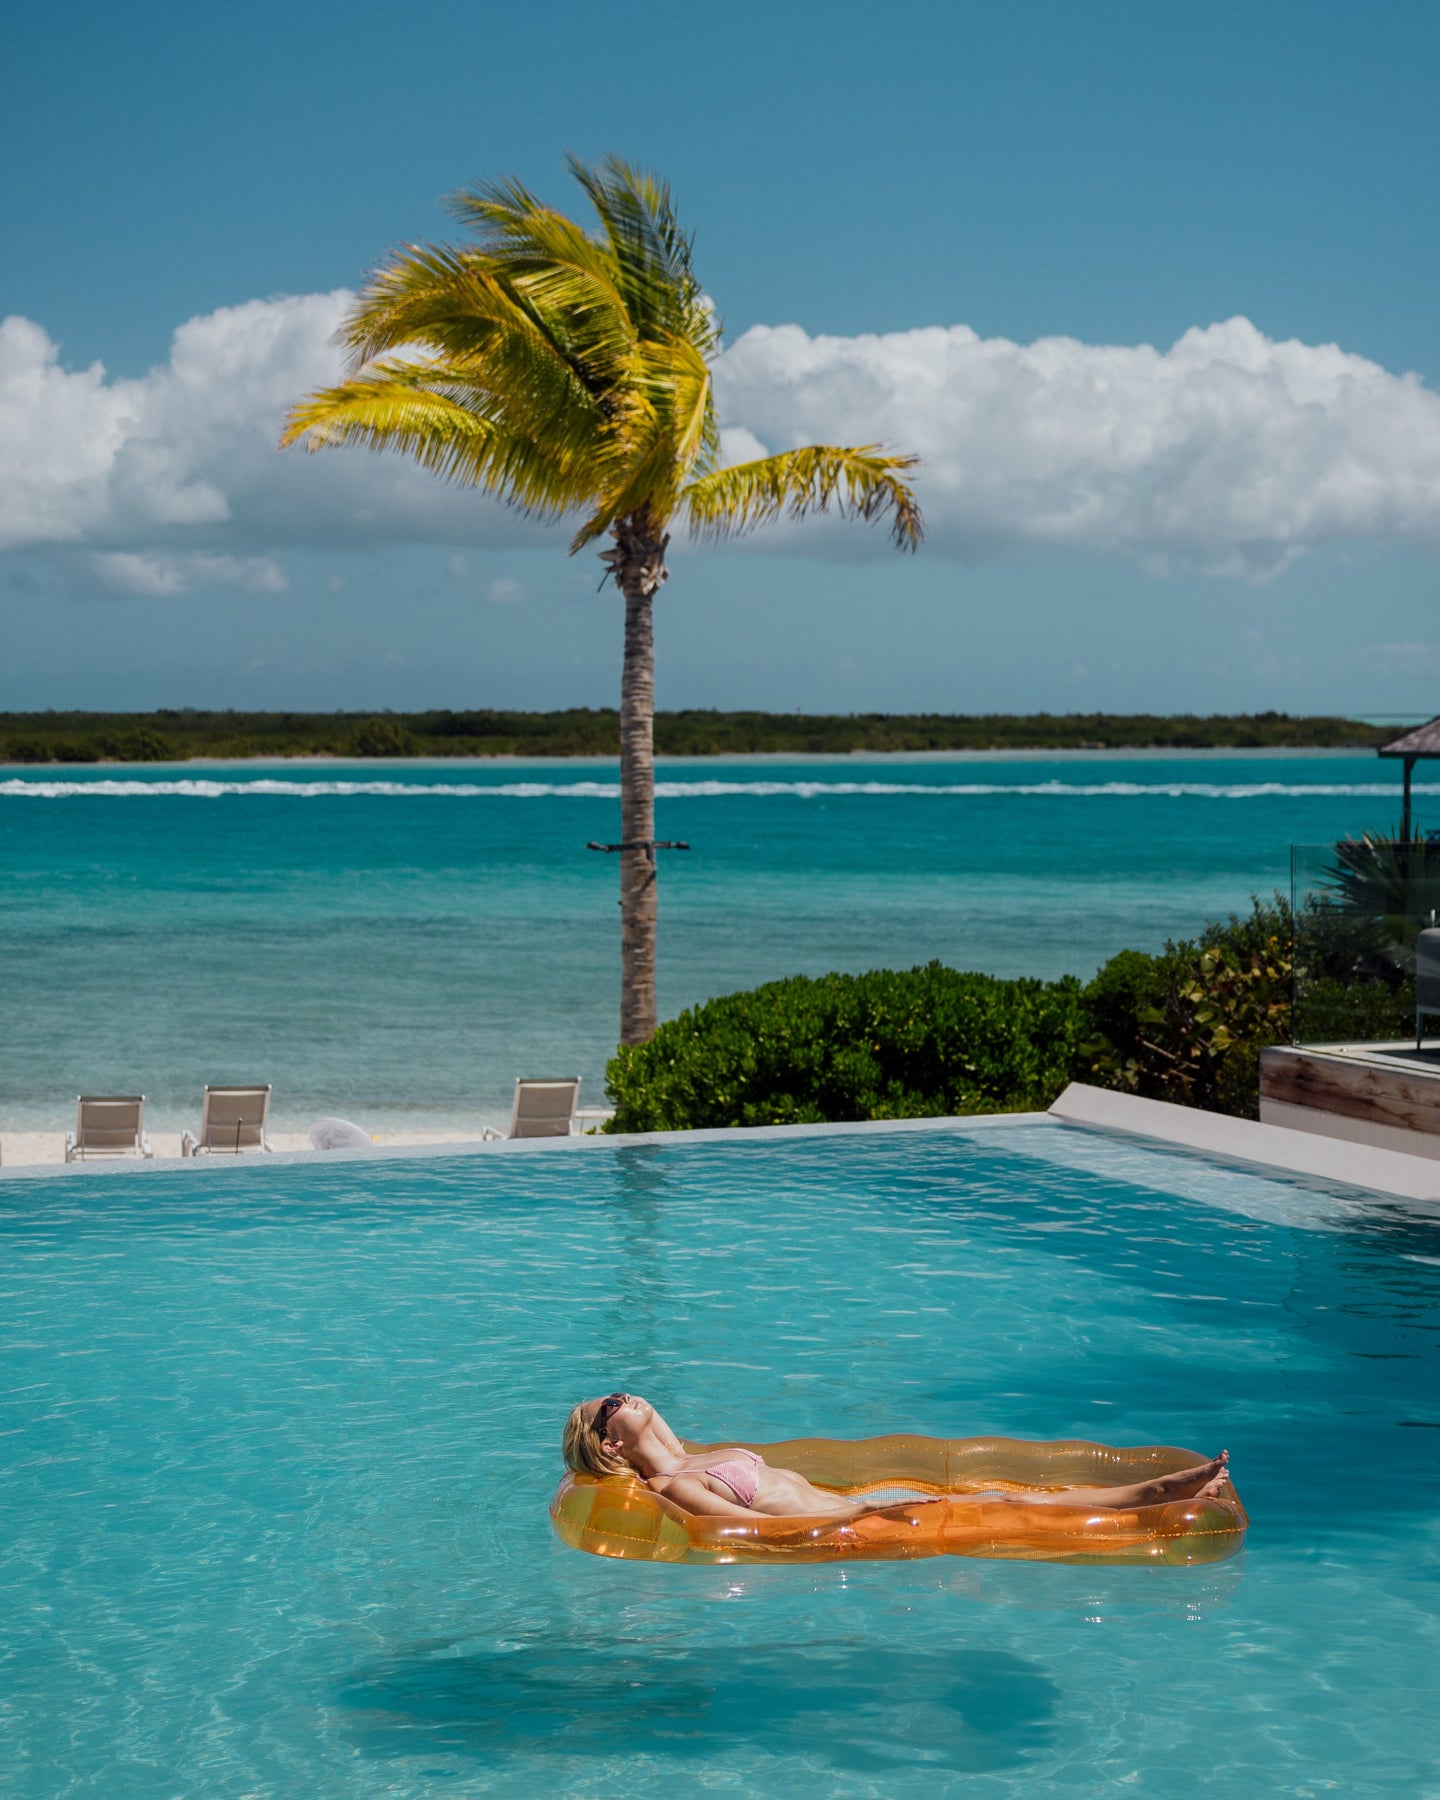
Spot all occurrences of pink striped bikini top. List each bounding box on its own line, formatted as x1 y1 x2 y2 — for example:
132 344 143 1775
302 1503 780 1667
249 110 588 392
698 1447 764 1508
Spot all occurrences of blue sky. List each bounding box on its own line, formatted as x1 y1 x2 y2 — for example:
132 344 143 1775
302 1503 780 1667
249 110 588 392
2 0 1438 715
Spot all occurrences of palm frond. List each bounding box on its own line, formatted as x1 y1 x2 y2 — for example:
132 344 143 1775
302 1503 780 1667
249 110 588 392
561 338 715 551
630 338 712 477
568 426 678 552
443 181 637 370
280 363 595 516
340 246 531 360
343 239 634 405
565 154 716 355
681 445 924 550
1318 824 1440 954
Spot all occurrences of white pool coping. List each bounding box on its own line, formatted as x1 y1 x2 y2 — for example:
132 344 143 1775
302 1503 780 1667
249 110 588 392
0 1110 1049 1182
1049 1083 1440 1204
2 1088 1438 1206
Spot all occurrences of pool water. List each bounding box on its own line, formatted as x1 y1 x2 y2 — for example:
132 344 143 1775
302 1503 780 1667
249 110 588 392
3 1121 1439 1796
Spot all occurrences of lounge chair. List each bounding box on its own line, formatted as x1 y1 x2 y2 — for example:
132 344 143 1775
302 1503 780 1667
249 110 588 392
1417 928 1440 1050
65 1095 153 1161
181 1085 274 1157
485 1077 582 1141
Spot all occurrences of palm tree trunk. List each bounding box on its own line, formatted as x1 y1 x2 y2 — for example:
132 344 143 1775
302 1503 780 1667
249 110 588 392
603 515 669 1045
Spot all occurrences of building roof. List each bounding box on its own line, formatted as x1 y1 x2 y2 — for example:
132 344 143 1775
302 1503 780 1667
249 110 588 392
1380 716 1440 758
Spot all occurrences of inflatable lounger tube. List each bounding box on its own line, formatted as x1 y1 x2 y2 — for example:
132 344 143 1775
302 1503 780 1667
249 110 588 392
550 1435 1248 1566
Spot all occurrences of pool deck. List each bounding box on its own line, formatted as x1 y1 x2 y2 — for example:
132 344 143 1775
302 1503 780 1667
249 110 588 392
3 1085 1439 1207
1048 1082 1440 1204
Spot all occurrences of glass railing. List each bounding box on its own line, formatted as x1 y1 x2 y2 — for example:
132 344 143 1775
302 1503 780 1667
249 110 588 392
1292 836 1440 1062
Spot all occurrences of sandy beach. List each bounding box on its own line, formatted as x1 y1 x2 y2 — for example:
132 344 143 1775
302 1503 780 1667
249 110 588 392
0 1127 502 1169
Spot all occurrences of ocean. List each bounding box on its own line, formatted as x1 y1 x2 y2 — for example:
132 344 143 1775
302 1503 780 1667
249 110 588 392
0 750 1422 1136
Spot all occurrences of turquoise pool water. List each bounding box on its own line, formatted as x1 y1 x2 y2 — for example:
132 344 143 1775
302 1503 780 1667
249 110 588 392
0 751 1421 1133
3 1120 1439 1795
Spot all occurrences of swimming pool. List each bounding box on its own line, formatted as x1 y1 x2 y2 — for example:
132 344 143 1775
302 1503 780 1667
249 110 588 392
3 1119 1438 1795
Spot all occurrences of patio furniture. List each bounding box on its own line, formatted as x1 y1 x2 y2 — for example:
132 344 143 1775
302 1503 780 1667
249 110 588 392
181 1085 274 1156
1417 928 1440 1050
65 1095 153 1162
486 1078 582 1141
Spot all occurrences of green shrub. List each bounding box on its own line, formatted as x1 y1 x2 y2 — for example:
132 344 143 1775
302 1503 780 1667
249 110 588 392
605 961 1086 1132
3 738 55 763
1077 947 1176 1065
1079 898 1292 1119
1295 976 1412 1044
347 717 416 757
1289 828 1435 1039
98 727 174 762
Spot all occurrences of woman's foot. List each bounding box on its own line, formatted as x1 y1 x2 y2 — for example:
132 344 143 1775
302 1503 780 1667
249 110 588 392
1052 1450 1230 1511
1147 1450 1229 1503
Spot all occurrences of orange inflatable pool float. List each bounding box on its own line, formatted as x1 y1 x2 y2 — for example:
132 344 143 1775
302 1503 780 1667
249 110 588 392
550 1434 1248 1566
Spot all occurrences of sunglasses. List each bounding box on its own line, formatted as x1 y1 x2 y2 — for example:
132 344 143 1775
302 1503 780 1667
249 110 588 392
594 1393 628 1435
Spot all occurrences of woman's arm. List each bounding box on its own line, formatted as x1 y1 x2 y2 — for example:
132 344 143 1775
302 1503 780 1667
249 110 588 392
650 1474 754 1518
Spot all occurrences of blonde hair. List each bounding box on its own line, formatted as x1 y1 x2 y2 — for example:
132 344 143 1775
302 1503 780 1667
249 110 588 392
562 1400 633 1477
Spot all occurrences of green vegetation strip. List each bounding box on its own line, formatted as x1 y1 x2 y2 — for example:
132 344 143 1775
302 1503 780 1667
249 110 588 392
0 709 1389 763
604 891 1419 1131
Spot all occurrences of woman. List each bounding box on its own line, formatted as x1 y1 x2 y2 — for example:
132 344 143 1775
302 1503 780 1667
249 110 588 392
562 1392 1230 1519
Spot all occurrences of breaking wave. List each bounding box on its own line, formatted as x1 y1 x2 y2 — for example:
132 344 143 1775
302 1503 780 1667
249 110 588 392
1 777 1431 801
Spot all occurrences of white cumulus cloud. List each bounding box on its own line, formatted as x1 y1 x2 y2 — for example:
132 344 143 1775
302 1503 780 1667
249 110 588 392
713 317 1440 576
2 294 1439 590
89 551 288 596
486 576 528 605
0 293 546 584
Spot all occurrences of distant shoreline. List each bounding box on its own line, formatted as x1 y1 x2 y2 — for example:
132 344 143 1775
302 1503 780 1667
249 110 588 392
0 708 1397 765
0 746 1384 770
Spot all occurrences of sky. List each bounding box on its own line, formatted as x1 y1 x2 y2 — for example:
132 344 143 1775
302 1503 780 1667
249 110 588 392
1 0 1438 717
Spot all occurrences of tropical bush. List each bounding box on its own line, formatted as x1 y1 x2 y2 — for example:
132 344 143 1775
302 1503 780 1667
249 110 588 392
607 910 1299 1132
98 727 174 762
1289 824 1438 1037
1293 978 1411 1045
347 717 416 757
607 862 1440 1133
1079 899 1293 1118
3 738 58 763
605 962 1086 1131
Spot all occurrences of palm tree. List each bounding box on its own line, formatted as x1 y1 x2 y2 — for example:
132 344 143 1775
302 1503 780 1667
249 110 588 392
282 156 923 1044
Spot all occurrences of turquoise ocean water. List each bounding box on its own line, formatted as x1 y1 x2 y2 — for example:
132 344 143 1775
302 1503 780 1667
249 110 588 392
0 751 1425 1133
3 1122 1438 1795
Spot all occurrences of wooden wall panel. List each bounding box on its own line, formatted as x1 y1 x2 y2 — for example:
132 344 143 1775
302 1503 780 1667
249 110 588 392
1260 1048 1440 1139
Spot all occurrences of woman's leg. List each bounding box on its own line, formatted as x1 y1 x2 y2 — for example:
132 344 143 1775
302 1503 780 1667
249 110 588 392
1026 1451 1229 1509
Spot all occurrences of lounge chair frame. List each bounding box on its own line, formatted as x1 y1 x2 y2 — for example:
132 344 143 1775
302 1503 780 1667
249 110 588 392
485 1077 583 1141
181 1085 274 1157
65 1095 153 1162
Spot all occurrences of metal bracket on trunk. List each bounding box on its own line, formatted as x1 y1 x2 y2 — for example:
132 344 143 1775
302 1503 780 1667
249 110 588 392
586 839 691 864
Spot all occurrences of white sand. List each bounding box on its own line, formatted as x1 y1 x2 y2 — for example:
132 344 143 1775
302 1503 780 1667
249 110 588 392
0 1127 503 1169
